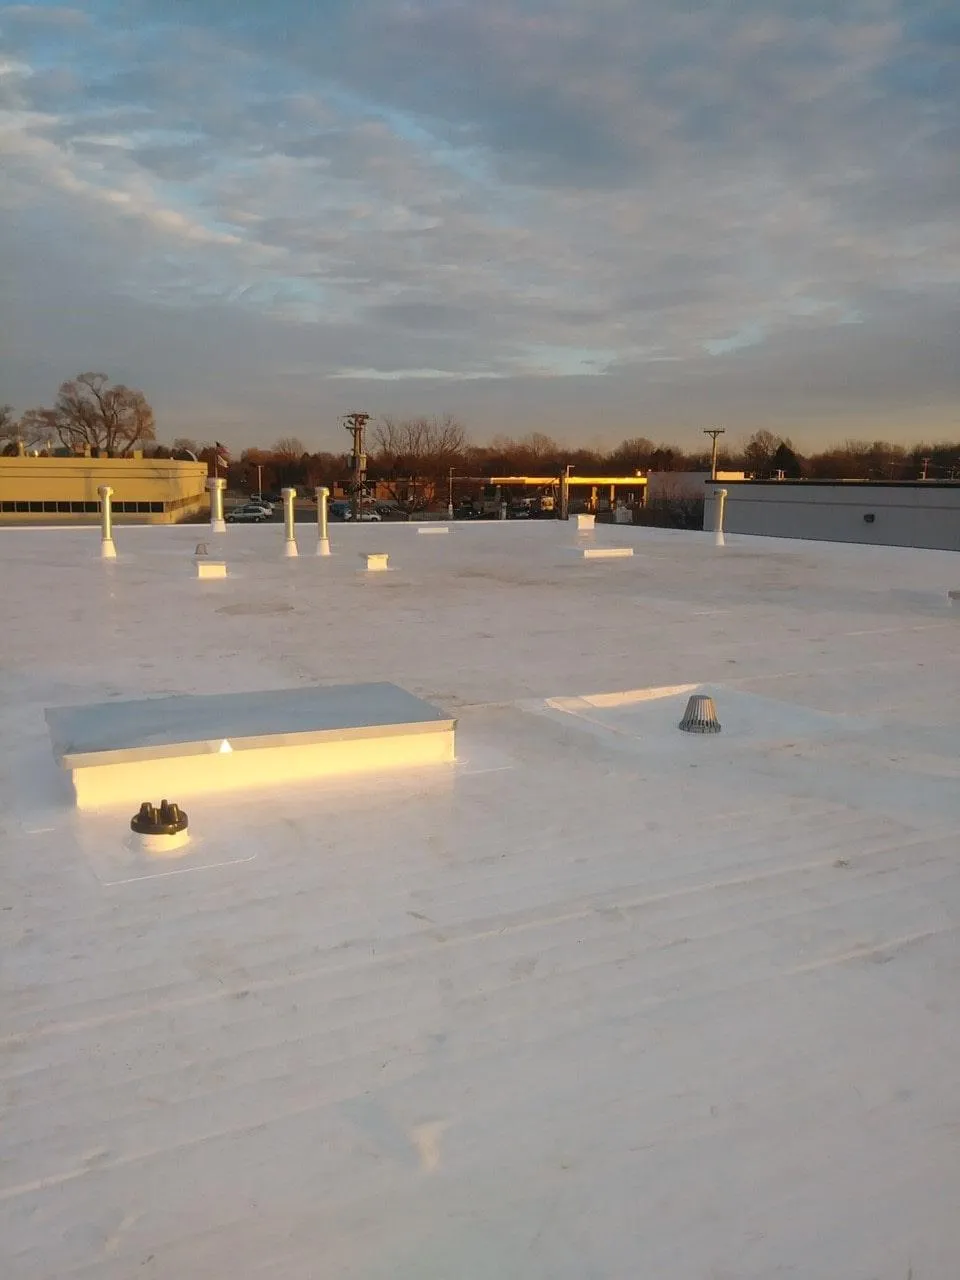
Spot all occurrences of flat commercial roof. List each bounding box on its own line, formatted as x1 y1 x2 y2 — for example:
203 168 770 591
2 520 959 1278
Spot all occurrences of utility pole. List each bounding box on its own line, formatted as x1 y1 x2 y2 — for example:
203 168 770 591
703 428 725 481
920 456 931 481
341 412 370 520
448 467 455 519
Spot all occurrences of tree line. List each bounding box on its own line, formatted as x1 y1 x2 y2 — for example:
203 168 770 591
3 373 958 491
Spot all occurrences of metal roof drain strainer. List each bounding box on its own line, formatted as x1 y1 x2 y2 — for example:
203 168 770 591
679 694 722 735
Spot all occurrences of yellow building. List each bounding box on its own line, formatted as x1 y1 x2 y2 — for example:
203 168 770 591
0 455 209 524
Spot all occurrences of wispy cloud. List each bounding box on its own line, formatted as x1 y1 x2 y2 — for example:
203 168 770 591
0 5 89 27
328 368 508 382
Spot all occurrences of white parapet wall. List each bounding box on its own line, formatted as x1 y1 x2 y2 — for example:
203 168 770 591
416 526 449 534
704 481 960 551
46 683 456 810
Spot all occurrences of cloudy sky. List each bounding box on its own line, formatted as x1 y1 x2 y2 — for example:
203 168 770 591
1 0 957 451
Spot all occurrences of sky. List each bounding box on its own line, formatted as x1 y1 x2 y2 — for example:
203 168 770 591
1 0 957 453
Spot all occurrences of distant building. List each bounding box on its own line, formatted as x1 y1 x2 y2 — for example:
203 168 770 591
704 479 960 551
0 454 209 524
646 471 745 502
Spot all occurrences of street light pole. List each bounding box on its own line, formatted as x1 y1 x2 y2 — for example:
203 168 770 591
448 467 454 519
560 463 574 520
257 463 262 495
703 428 726 481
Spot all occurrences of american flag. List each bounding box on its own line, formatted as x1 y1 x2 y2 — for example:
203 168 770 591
215 441 230 470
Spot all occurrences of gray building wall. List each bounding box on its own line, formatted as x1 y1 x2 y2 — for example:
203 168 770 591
703 482 960 551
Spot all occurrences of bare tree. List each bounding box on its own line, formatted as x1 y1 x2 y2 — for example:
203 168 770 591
0 405 22 453
604 436 656 472
373 415 467 514
31 373 156 454
3 406 58 454
742 429 779 478
524 431 560 461
273 436 306 459
374 416 466 466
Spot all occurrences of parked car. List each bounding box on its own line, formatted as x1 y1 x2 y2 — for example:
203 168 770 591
226 504 270 523
344 508 382 522
248 493 274 511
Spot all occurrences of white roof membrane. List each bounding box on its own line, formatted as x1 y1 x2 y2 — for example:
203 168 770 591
2 521 959 1278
